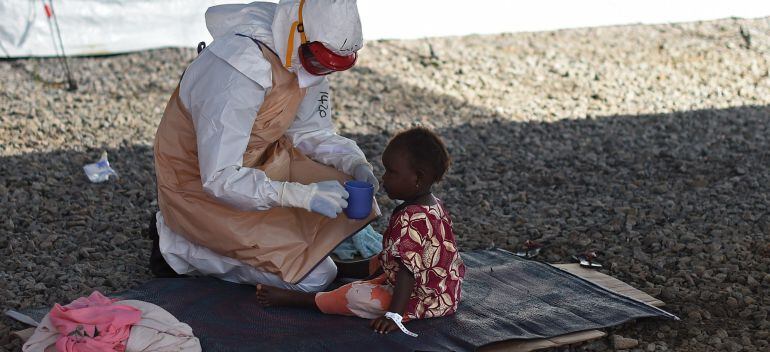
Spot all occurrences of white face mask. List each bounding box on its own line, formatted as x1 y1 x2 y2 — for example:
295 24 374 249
296 65 325 88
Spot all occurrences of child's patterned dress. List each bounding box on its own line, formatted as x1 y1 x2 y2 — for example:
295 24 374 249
315 197 465 320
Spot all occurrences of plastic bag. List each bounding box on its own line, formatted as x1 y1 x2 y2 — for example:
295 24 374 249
83 151 118 183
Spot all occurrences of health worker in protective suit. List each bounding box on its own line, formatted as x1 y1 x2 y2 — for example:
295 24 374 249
150 0 379 293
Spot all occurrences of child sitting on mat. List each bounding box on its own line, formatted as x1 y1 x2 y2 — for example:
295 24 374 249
256 127 465 336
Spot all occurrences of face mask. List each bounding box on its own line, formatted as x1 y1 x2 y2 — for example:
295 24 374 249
295 65 325 88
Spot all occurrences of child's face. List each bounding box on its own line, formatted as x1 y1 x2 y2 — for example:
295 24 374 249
381 146 419 201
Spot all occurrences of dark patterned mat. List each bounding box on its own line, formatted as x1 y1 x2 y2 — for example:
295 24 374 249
15 249 676 351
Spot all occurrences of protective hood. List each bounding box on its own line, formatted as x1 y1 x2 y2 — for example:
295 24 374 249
202 2 277 89
272 0 363 87
205 2 277 50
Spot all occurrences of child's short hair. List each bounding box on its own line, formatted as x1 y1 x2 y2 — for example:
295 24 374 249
386 127 451 183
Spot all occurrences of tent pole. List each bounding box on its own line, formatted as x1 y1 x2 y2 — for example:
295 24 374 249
45 0 77 91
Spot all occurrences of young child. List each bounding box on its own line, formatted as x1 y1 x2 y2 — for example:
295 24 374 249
256 127 465 335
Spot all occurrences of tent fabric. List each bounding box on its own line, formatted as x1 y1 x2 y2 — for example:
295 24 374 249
3 1 769 58
0 0 233 58
14 249 676 351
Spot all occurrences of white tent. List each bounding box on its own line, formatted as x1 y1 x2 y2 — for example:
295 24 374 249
0 0 234 57
2 0 769 58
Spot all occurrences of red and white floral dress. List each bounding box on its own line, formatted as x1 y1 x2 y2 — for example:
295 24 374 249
315 198 465 321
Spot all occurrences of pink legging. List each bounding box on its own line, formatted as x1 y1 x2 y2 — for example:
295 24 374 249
314 257 409 320
315 274 394 319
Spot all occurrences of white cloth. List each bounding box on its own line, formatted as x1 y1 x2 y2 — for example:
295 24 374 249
22 300 200 352
157 212 338 293
122 300 201 352
162 1 368 284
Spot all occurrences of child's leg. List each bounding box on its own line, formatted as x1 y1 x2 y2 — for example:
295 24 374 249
315 276 392 319
255 284 318 310
256 275 393 319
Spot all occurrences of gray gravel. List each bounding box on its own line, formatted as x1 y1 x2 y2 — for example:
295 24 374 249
2 16 770 352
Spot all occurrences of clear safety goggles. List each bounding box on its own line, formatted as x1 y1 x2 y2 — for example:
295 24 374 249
284 0 357 75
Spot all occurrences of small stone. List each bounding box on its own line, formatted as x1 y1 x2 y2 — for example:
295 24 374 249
660 287 678 300
582 339 609 352
646 287 662 297
701 310 712 320
753 310 768 322
716 328 728 338
687 310 702 321
725 340 743 352
612 335 639 350
739 309 753 319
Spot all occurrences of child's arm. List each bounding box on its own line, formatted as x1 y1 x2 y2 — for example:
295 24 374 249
370 260 415 334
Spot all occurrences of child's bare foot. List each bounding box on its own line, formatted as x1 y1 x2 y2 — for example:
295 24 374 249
255 284 318 309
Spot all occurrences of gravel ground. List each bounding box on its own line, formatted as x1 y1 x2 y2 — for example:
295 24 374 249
2 16 770 351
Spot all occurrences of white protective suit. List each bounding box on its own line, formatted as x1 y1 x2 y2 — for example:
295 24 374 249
156 0 373 292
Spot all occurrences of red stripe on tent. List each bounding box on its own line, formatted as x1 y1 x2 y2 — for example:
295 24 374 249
44 4 53 18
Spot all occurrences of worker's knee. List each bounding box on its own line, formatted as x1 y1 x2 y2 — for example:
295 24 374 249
295 257 337 292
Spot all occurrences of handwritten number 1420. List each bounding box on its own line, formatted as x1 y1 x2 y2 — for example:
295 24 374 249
317 92 329 118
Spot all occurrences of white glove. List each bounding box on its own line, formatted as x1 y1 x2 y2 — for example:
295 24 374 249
276 180 349 218
352 163 379 192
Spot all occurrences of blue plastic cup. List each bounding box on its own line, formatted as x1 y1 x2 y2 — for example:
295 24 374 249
344 180 374 219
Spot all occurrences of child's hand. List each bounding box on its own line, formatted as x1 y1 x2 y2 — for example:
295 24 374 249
370 315 398 334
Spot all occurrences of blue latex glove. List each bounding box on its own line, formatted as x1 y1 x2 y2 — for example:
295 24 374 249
308 181 349 218
352 163 379 192
279 180 348 218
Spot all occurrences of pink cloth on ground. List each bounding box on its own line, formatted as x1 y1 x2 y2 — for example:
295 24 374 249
48 291 142 352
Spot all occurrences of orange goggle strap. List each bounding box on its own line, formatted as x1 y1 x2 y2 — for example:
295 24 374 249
284 0 308 68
